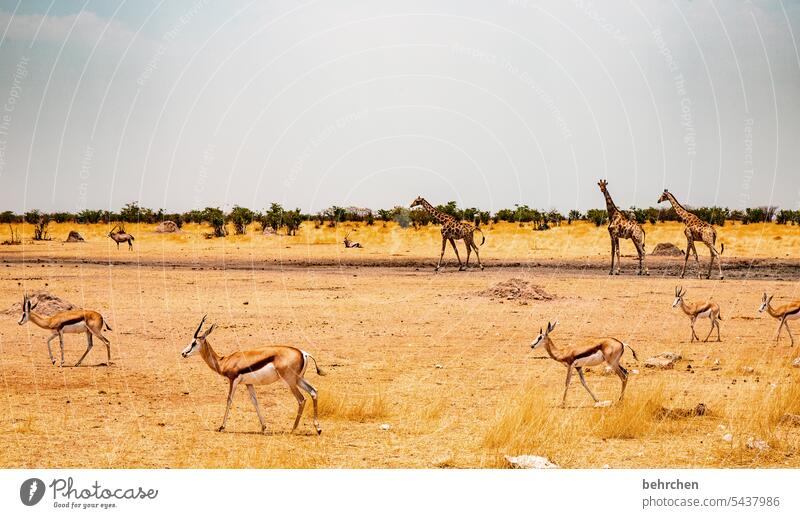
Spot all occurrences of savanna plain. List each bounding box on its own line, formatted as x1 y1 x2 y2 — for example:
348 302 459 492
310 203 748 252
1 221 799 468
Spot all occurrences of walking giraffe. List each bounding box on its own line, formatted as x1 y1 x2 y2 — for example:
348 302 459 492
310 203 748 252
598 180 648 275
657 189 724 279
410 196 485 271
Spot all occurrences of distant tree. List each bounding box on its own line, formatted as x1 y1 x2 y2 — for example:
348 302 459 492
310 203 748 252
227 205 254 235
567 209 582 224
203 207 227 237
436 201 461 220
410 208 432 228
51 212 75 223
262 203 285 232
25 210 51 240
120 202 142 223
586 209 608 227
284 209 302 236
377 209 393 226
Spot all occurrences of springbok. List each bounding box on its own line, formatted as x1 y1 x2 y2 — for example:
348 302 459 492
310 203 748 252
108 225 134 250
672 286 721 342
17 292 112 367
530 321 637 407
759 293 800 346
181 316 324 435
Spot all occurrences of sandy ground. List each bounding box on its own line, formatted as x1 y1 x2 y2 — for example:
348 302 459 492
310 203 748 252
0 222 799 468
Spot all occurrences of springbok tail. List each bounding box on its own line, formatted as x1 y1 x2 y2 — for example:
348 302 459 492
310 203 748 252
103 317 112 331
623 342 638 361
302 351 326 376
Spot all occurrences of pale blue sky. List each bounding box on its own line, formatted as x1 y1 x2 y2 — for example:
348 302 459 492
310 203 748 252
0 0 799 214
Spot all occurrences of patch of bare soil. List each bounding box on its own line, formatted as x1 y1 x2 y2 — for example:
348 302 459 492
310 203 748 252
3 290 75 317
478 278 553 301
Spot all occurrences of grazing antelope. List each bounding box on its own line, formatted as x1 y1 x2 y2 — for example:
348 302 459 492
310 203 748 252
17 292 112 367
108 225 134 250
530 321 637 407
672 286 722 342
181 316 323 435
343 230 362 248
759 293 800 346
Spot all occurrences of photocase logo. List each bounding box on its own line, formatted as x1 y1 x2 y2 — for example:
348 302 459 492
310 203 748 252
20 478 45 506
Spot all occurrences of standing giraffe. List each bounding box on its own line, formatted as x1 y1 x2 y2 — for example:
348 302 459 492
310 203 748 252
410 196 485 271
597 180 648 275
657 189 724 279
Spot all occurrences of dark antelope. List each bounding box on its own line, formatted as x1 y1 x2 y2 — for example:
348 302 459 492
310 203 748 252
530 321 637 407
672 286 722 342
17 292 112 366
343 230 362 248
181 316 324 435
108 225 134 250
759 293 800 346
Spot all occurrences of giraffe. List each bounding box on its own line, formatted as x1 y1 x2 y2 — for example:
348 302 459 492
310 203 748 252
657 189 724 279
597 180 648 275
410 196 485 271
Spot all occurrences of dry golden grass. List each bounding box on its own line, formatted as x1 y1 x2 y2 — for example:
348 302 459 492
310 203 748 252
1 219 800 468
4 219 800 263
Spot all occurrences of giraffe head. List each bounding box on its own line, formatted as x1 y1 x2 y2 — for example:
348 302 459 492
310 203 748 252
759 293 773 313
657 189 670 204
410 196 425 208
672 286 686 308
531 321 558 349
597 179 608 193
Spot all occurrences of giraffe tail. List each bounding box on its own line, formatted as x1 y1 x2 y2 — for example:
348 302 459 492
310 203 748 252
476 228 485 246
720 243 724 254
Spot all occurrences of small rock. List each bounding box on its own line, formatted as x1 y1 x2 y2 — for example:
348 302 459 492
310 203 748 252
714 359 721 366
603 365 614 375
722 433 733 442
645 352 682 369
504 455 559 469
594 400 612 408
434 364 444 369
792 358 800 368
379 423 391 431
631 369 639 375
746 437 768 451
743 366 755 374
717 424 726 431
602 464 610 469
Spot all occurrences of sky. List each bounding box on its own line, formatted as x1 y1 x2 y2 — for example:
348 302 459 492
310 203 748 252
0 0 798 214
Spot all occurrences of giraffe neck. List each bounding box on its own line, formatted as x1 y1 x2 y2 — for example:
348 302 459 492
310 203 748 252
601 189 621 216
418 199 453 224
200 340 223 376
664 192 695 223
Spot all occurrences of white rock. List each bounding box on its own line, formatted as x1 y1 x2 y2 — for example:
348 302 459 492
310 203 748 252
379 423 391 431
792 358 800 368
644 352 682 369
722 433 733 442
746 437 768 451
717 424 726 431
434 364 444 369
504 455 559 469
631 369 640 375
602 464 611 469
713 359 721 366
594 400 612 408
603 365 614 375
743 366 755 374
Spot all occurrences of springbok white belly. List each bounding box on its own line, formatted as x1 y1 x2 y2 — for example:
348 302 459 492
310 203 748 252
238 363 280 385
786 312 800 321
61 322 88 334
573 350 605 368
697 309 712 318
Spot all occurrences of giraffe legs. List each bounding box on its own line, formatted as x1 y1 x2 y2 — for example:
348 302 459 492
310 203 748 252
471 242 484 270
464 238 472 268
436 236 447 271
608 235 617 275
634 237 648 275
706 243 723 280
449 238 464 270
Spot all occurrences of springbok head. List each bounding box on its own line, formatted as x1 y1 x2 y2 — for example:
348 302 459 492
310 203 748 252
759 293 773 313
672 286 686 308
181 315 216 358
531 321 558 349
18 292 38 325
657 189 670 204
